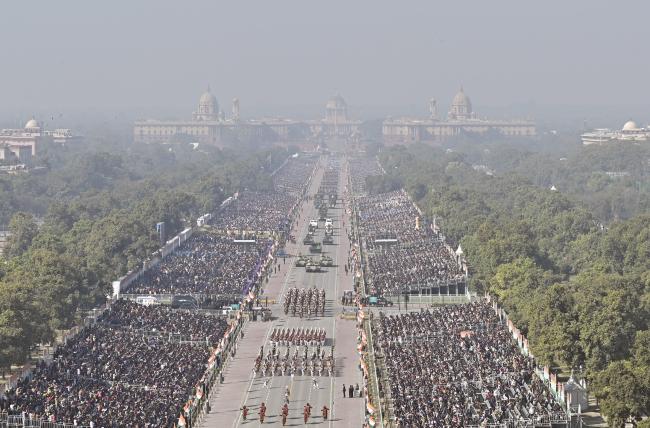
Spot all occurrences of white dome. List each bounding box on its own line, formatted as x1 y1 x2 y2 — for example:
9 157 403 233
199 90 217 108
622 120 638 131
452 89 470 107
326 94 347 109
24 118 40 129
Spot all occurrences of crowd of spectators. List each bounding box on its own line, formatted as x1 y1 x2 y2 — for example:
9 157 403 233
128 232 272 296
374 302 565 427
348 157 383 197
366 241 464 295
210 190 296 233
99 299 229 346
354 189 463 296
1 302 229 427
0 154 319 427
274 154 318 196
212 155 318 233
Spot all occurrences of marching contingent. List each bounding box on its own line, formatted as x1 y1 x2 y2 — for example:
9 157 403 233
282 287 326 318
269 327 327 347
252 343 335 378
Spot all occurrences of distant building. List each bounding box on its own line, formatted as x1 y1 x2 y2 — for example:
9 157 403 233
382 87 536 144
0 118 81 162
581 120 650 145
133 89 361 145
307 94 361 140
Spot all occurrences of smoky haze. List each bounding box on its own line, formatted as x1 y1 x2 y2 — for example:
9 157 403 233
1 0 649 128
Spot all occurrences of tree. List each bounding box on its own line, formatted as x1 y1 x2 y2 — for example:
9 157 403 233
592 361 646 427
4 212 38 258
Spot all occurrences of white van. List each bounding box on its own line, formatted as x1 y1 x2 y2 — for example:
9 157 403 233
325 218 333 227
309 220 318 229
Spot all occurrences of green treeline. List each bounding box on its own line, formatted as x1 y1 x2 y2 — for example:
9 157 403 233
372 144 650 427
0 141 289 375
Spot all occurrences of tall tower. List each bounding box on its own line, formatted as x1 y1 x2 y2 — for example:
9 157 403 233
232 98 240 122
429 98 438 120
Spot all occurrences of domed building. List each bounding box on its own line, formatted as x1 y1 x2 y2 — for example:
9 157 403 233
1 117 80 162
448 87 474 120
193 88 219 121
622 120 638 131
309 94 361 141
24 118 41 130
383 86 536 144
134 87 300 145
581 119 650 145
325 94 348 123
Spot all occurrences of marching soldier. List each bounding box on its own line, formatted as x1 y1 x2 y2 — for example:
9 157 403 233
241 405 248 421
281 403 289 426
322 404 329 420
259 402 267 423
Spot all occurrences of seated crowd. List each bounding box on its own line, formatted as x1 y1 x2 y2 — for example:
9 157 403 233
348 157 383 197
210 190 297 233
274 154 318 196
375 302 565 427
128 232 272 295
0 155 319 427
366 241 464 296
356 190 434 248
1 302 228 427
99 299 228 346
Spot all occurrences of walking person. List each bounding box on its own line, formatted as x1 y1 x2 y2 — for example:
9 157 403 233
349 384 354 398
342 384 346 398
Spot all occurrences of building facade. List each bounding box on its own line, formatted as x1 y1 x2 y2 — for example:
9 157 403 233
0 118 81 162
581 120 650 145
133 90 361 145
382 88 536 144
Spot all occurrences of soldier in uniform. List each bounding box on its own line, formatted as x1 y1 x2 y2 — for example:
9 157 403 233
259 402 267 423
322 404 329 420
241 405 248 421
281 402 289 426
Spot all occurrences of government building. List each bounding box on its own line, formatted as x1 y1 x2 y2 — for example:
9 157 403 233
581 120 650 145
0 118 81 162
382 87 536 144
133 89 361 145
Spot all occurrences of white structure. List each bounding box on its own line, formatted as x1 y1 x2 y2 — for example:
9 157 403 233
581 120 650 145
308 94 361 141
134 89 361 145
383 87 536 144
0 118 81 162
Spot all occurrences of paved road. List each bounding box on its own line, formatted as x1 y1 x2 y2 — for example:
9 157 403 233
202 156 364 427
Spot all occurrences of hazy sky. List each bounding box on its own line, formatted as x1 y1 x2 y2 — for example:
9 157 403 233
1 1 649 124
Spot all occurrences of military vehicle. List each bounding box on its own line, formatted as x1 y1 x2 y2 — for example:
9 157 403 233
305 260 322 272
294 255 310 267
303 234 314 245
309 242 322 253
323 235 334 245
319 255 333 267
325 224 333 236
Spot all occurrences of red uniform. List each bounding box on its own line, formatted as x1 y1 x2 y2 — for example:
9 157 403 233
241 406 248 420
259 403 266 423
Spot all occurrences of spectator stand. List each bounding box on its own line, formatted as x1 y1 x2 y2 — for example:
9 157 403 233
488 295 581 427
346 158 385 428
